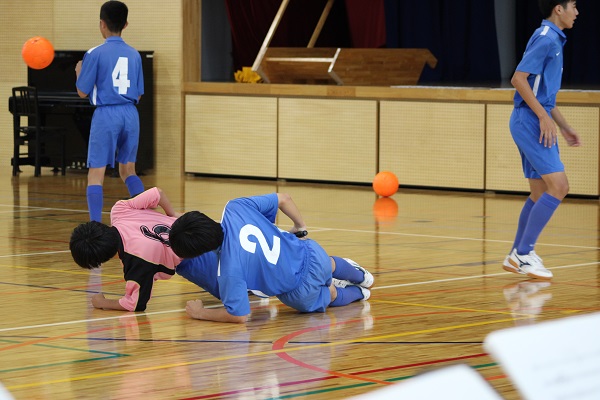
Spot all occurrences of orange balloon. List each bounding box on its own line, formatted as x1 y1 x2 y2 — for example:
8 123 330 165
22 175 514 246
22 36 55 70
372 171 399 197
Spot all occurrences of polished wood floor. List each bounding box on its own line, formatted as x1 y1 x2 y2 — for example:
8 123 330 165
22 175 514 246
1 166 599 399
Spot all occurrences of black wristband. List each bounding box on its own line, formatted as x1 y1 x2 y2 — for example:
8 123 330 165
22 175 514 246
294 230 308 238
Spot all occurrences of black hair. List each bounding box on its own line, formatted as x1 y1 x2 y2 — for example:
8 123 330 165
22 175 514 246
538 0 572 19
100 1 128 33
70 221 120 269
169 211 224 259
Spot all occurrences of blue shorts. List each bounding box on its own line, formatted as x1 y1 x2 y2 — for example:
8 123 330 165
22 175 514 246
277 240 332 313
509 107 564 179
175 251 221 300
87 104 140 168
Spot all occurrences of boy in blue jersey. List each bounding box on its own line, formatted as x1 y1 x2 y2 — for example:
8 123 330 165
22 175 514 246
503 0 581 280
169 193 374 324
75 1 145 222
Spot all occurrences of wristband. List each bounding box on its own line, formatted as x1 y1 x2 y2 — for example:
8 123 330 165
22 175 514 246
294 230 308 238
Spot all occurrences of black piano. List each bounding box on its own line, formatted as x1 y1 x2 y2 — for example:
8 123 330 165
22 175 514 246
9 50 154 173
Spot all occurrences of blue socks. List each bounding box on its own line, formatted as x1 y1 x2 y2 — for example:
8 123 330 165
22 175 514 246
516 193 561 255
87 176 143 222
512 197 535 251
330 286 364 307
331 256 364 283
125 175 144 197
87 185 103 222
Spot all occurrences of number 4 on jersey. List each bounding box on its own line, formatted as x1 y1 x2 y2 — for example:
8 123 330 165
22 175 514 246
112 57 131 94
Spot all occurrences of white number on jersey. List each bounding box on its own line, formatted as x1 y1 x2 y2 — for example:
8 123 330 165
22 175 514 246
112 57 131 94
239 224 280 265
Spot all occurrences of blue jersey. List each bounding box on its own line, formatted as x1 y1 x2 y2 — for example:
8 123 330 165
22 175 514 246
514 20 566 112
217 193 309 316
76 36 144 106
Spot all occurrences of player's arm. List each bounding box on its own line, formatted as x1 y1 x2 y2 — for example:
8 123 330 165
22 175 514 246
276 193 307 235
156 187 181 217
186 299 248 323
91 293 128 311
74 61 88 99
550 107 582 147
511 70 557 148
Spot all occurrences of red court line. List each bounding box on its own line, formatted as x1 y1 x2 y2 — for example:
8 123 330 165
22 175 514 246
271 310 474 385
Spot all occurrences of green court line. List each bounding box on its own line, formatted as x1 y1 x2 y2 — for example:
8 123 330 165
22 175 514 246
264 362 498 399
0 338 129 373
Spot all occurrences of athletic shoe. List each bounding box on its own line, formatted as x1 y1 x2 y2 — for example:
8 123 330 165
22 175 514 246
331 279 371 300
332 278 350 288
343 258 374 288
507 249 553 280
502 250 525 275
357 285 371 300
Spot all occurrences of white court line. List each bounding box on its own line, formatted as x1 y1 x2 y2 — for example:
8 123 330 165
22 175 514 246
0 250 71 259
0 301 255 333
374 261 600 289
1 261 598 334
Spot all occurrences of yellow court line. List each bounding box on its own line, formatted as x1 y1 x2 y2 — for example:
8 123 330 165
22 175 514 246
0 264 122 278
370 299 535 318
6 316 521 390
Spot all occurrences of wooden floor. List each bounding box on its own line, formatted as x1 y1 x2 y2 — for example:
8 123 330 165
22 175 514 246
1 166 599 399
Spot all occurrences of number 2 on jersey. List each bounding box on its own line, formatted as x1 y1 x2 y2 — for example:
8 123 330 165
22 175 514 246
112 57 131 94
239 224 280 265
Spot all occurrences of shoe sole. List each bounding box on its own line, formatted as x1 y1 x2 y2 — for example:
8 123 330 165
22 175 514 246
525 271 553 280
503 259 525 275
504 259 553 280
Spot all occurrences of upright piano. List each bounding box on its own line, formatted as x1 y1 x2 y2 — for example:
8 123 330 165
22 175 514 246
9 50 154 173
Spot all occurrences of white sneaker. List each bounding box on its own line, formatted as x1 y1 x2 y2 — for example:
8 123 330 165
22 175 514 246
331 279 371 300
507 249 553 280
332 278 350 288
502 250 525 275
343 258 374 288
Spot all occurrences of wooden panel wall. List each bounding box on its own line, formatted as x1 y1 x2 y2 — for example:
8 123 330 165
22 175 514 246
380 101 486 190
487 104 599 196
278 98 377 183
184 95 277 178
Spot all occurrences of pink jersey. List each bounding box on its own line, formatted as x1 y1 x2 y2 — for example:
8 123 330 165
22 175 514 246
110 187 182 311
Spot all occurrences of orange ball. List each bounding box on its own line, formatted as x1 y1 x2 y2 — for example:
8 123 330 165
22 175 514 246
373 171 399 197
22 36 54 70
373 197 398 223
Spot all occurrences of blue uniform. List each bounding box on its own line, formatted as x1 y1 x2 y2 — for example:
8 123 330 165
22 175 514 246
76 36 144 168
510 20 566 178
217 193 332 316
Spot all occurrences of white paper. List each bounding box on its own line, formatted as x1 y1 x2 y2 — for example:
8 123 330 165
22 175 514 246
347 363 502 400
484 312 600 400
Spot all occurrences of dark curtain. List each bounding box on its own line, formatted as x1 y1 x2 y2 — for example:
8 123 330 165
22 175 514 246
224 0 599 87
344 0 386 48
384 0 501 84
516 0 600 87
224 0 351 71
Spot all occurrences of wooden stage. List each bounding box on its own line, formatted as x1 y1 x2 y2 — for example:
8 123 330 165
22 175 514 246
1 167 599 399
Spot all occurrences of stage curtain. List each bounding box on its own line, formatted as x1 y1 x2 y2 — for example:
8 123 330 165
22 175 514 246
384 0 501 84
516 0 600 86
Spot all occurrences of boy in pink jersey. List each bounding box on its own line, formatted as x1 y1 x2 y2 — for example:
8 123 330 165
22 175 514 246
70 187 219 311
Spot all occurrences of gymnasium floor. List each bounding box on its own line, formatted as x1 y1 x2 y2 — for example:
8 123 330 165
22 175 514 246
1 167 599 399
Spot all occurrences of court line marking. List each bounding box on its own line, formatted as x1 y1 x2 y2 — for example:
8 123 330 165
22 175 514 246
5 316 519 391
1 260 597 333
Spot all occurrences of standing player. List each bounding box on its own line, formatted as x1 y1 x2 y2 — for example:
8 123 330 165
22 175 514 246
75 1 145 222
70 187 220 312
503 0 581 279
169 193 374 324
